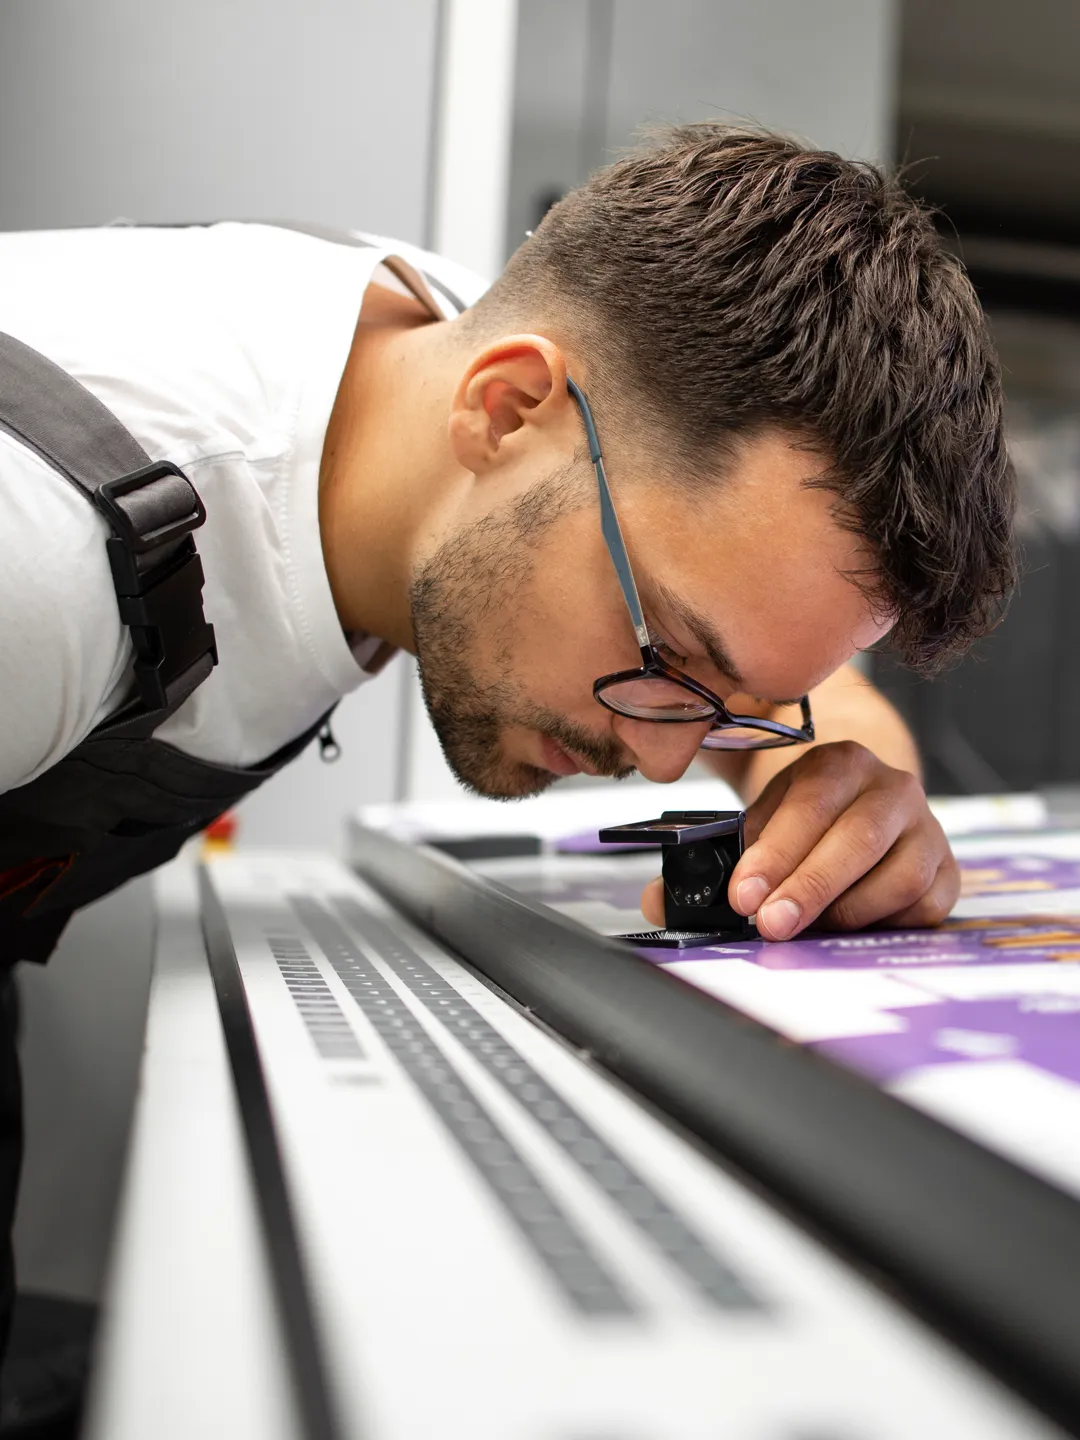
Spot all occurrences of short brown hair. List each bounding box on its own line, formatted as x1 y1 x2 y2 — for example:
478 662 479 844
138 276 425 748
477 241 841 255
472 123 1016 673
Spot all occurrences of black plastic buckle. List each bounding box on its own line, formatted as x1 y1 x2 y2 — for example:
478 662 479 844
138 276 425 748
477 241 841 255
110 540 219 712
94 461 217 713
94 461 206 555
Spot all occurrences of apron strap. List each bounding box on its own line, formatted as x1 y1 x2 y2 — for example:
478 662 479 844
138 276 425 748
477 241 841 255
0 331 218 735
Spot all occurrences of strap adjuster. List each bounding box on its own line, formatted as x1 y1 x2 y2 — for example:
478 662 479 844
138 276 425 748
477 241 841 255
93 461 217 715
93 460 207 554
112 543 219 712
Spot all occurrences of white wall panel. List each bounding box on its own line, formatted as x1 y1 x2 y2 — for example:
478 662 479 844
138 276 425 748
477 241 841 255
604 0 896 166
0 0 439 237
507 0 897 269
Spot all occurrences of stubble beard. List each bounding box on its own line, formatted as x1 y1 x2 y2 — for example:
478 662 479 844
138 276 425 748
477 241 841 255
409 482 634 800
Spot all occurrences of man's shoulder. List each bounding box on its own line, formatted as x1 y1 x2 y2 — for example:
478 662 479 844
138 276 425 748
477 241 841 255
0 223 365 473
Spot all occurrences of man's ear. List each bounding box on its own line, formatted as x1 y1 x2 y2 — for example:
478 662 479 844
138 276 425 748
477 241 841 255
448 335 573 476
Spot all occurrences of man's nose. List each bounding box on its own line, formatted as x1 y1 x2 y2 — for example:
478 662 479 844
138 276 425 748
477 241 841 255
611 714 713 783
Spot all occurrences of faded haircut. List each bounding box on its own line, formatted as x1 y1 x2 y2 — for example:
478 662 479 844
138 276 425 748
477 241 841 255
465 123 1017 674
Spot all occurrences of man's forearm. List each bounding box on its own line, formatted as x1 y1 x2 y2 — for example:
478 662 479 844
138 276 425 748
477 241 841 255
706 662 922 803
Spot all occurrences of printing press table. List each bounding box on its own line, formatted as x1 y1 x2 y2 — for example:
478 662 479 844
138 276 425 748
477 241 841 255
83 808 1080 1439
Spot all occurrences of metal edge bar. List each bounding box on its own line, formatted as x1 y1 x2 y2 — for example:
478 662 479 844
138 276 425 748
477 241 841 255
198 865 347 1440
349 824 1080 1434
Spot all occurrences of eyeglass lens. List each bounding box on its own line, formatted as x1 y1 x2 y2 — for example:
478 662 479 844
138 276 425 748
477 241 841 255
699 727 797 750
597 673 805 749
596 673 714 720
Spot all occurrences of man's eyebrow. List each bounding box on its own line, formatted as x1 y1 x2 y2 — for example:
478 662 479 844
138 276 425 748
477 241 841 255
652 579 805 708
652 579 746 687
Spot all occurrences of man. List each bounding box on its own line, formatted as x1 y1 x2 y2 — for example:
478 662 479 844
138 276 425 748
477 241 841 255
0 123 1012 1360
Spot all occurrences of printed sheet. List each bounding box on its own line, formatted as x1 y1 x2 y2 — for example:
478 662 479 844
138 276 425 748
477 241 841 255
487 832 1080 1199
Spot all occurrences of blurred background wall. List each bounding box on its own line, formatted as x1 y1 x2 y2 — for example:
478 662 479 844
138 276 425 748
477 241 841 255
0 0 440 236
506 0 895 263
3 0 1080 1304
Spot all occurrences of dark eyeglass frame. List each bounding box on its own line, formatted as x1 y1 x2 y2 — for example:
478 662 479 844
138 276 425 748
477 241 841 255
567 376 815 752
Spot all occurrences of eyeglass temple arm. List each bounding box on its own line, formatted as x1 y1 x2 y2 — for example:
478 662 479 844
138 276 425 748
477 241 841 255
566 378 651 652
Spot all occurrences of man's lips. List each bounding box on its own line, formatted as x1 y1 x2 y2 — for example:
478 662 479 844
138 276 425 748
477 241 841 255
537 735 614 778
538 735 583 776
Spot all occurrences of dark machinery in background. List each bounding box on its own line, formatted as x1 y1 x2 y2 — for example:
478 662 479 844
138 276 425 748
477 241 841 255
872 345 1080 795
871 0 1080 795
870 320 1080 795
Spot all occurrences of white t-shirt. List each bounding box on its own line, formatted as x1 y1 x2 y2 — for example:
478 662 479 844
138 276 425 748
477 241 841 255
0 222 486 794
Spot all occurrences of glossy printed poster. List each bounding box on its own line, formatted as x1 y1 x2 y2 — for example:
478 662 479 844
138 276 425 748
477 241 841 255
488 835 1080 1200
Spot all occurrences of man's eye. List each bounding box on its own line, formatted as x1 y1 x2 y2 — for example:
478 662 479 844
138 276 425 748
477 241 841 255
647 624 688 666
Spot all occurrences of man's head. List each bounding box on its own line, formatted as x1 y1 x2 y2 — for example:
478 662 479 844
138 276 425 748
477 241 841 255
409 124 1016 799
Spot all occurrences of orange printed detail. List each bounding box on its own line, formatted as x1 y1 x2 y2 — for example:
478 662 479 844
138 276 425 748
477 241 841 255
941 914 1080 962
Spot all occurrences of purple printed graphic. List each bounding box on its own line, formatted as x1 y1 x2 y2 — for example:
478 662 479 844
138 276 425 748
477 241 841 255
957 851 1080 896
639 915 1080 970
529 849 1080 969
512 842 1080 1192
811 997 1080 1089
631 854 1080 1102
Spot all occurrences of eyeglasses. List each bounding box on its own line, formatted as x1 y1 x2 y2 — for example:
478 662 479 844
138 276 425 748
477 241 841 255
568 376 815 752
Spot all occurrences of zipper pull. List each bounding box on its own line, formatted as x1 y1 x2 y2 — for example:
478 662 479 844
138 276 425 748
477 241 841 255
317 718 341 764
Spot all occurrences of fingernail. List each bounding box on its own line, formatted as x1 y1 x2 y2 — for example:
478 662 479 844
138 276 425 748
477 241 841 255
736 875 771 914
759 897 802 940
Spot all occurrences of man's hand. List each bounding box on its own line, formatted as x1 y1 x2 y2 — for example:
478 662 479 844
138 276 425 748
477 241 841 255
640 740 960 939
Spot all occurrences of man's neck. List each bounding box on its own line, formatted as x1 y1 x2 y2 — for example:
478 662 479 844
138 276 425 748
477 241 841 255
318 284 459 652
